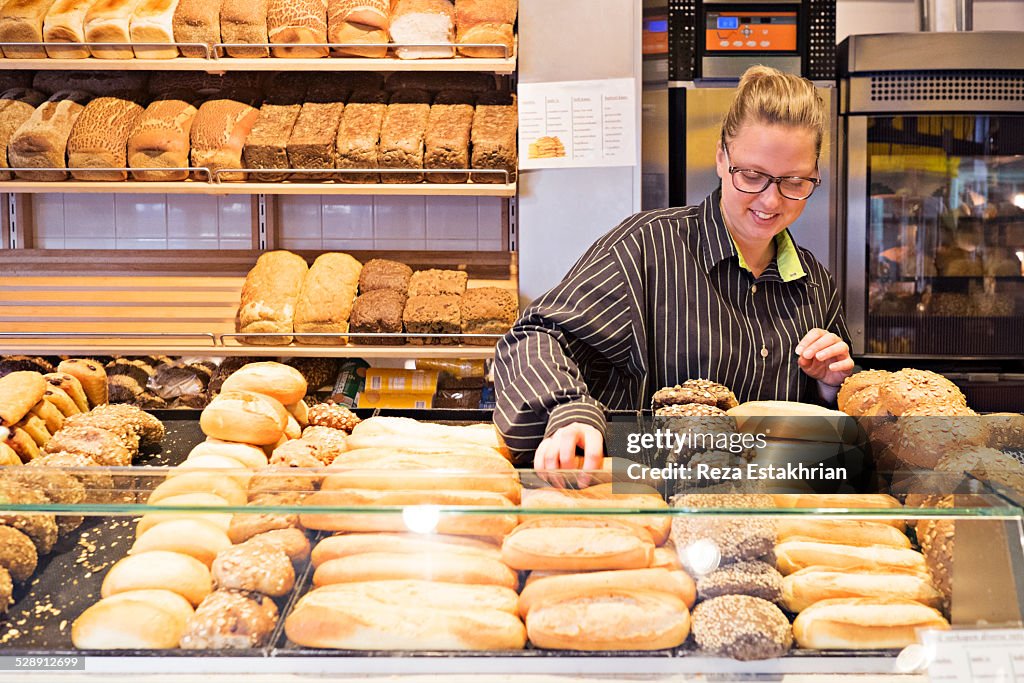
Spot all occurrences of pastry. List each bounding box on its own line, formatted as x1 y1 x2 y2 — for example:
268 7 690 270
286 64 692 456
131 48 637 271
0 480 59 554
57 359 108 408
43 373 88 413
44 425 133 466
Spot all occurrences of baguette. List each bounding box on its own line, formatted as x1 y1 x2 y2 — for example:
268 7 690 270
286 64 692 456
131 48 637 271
310 532 500 566
67 96 145 181
285 586 526 650
776 519 911 549
775 540 927 575
313 550 518 589
521 485 669 545
501 518 655 571
83 0 144 59
267 0 328 58
772 493 905 530
350 416 509 457
43 0 101 58
792 597 949 650
299 488 517 537
172 0 220 57
8 90 91 181
0 0 57 59
782 567 944 613
236 251 310 345
0 89 47 181
314 579 517 613
127 97 198 181
129 0 179 58
219 0 269 57
518 567 696 617
190 98 260 182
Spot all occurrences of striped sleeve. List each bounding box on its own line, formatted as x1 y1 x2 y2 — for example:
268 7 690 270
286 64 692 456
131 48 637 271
493 239 642 462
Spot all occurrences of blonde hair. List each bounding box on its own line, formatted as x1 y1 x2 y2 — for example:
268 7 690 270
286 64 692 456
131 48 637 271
722 65 826 157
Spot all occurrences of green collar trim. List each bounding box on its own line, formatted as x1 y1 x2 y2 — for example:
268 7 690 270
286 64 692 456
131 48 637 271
731 230 807 282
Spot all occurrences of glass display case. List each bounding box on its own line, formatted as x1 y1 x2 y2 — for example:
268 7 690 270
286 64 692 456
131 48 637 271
0 410 1023 678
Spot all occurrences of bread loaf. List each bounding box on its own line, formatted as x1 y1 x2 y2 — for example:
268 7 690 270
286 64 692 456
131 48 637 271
350 415 508 455
501 518 655 571
782 567 943 613
9 91 91 181
310 532 501 566
42 0 101 58
424 90 474 182
190 98 259 182
236 250 310 345
285 585 526 650
0 0 57 59
67 97 145 181
776 519 911 549
127 97 198 181
775 540 927 575
129 0 179 58
390 0 454 59
385 71 495 95
313 551 518 589
0 88 47 181
199 389 289 445
219 361 308 405
83 0 144 59
334 89 387 183
470 91 516 183
455 0 515 58
293 252 362 344
379 89 431 183
792 597 950 650
267 0 328 58
219 0 269 57
327 13 386 57
172 0 220 57
327 0 387 28
286 102 345 180
519 567 696 617
521 485 669 545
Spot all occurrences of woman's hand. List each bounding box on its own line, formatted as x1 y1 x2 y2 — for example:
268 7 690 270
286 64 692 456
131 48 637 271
795 328 854 388
534 422 604 472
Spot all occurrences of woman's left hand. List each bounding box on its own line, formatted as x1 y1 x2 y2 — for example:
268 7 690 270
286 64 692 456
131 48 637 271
795 328 854 388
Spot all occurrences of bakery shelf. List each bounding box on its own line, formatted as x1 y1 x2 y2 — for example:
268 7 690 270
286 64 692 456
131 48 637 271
0 179 516 197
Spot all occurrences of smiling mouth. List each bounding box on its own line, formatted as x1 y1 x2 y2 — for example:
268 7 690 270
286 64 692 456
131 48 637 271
750 209 777 222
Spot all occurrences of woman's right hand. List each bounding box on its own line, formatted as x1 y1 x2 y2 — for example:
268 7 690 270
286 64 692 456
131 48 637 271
534 422 605 472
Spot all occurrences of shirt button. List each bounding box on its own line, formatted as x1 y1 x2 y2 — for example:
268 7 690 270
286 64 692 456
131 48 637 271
760 347 769 358
751 284 758 294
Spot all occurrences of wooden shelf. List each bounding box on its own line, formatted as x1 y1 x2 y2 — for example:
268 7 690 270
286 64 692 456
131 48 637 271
0 180 516 197
0 54 516 74
0 340 497 359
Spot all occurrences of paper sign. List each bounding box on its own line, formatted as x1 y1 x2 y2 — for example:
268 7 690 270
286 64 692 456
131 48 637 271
921 628 1024 682
518 78 637 169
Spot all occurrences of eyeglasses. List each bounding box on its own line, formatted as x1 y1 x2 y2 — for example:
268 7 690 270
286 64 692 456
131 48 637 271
722 139 821 201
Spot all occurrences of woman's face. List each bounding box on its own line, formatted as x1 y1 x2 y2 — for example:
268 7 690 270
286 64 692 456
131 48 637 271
715 122 818 244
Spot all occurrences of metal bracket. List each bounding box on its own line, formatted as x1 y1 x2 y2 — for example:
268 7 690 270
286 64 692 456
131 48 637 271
257 194 268 250
7 193 17 249
508 196 517 252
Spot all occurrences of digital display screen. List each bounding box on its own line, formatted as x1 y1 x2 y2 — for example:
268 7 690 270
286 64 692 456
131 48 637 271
717 16 739 30
706 11 798 52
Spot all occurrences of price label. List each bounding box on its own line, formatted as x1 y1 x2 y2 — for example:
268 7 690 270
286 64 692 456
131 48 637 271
921 629 1024 682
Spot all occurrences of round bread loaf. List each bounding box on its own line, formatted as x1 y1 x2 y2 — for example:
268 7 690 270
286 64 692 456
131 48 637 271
211 541 295 597
180 589 279 650
200 390 288 446
837 370 891 414
692 595 793 660
102 551 213 606
131 519 233 567
697 560 784 603
842 384 884 417
220 362 307 406
792 597 950 649
879 369 967 416
893 403 986 469
936 446 1024 494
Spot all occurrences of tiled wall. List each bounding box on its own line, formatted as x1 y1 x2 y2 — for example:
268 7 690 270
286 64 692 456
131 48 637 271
23 194 505 251
29 194 254 249
277 196 505 251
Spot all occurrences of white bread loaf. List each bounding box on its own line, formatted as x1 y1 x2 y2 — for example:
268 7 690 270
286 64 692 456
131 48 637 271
390 0 454 59
518 567 696 617
299 488 517 537
72 593 193 649
219 0 269 57
219 361 308 405
0 0 56 59
9 90 91 181
235 251 310 345
67 96 145 181
501 518 655 571
267 0 328 58
127 97 198 181
172 0 219 57
293 252 363 344
43 0 101 58
527 589 690 651
129 519 232 566
776 519 911 549
199 389 289 446
101 551 213 606
285 585 526 650
792 597 949 649
84 0 144 58
129 0 179 58
313 550 518 589
775 540 927 575
0 88 48 181
454 0 515 58
310 532 501 567
782 567 944 613
190 98 259 181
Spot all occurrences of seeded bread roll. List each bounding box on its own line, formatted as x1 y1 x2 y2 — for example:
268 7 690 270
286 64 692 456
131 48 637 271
236 250 309 345
0 88 47 180
190 99 260 182
470 91 516 183
697 560 784 603
9 90 91 181
127 98 199 181
879 369 967 416
219 0 269 57
129 0 180 58
287 101 345 180
211 540 295 596
0 0 57 59
692 595 793 660
67 97 145 181
267 0 328 58
172 0 220 57
180 589 279 649
837 369 891 414
334 89 388 183
242 103 301 182
0 525 39 583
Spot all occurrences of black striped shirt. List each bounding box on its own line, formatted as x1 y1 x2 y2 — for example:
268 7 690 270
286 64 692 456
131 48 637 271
493 189 850 461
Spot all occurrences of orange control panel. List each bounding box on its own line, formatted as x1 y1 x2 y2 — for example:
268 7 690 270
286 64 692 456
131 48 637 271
706 12 797 52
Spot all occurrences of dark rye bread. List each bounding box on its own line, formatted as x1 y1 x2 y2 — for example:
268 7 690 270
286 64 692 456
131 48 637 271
244 103 301 182
471 91 517 184
403 295 461 346
460 286 517 344
358 259 412 294
379 89 431 184
349 289 407 345
334 89 387 184
408 269 468 297
287 101 345 180
425 90 475 183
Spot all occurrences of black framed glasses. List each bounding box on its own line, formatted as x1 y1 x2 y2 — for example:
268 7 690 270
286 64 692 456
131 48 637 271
722 139 821 201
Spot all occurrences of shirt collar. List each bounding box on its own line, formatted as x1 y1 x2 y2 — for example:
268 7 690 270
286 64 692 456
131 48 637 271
697 188 809 283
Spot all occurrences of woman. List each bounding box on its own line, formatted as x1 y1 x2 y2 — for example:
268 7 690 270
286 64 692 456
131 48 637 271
494 65 854 470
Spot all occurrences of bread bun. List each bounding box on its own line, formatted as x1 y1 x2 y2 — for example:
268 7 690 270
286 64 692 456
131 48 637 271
192 439 269 470
793 597 950 649
136 509 233 538
245 528 311 566
72 596 189 649
102 551 213 606
775 540 926 575
149 472 248 506
220 362 308 405
776 519 911 548
211 541 295 597
313 551 518 590
519 567 695 617
175 454 253 488
286 399 308 427
502 518 654 571
285 415 302 440
97 588 196 625
782 567 943 613
131 520 233 567
200 390 288 446
837 370 891 414
180 589 279 650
